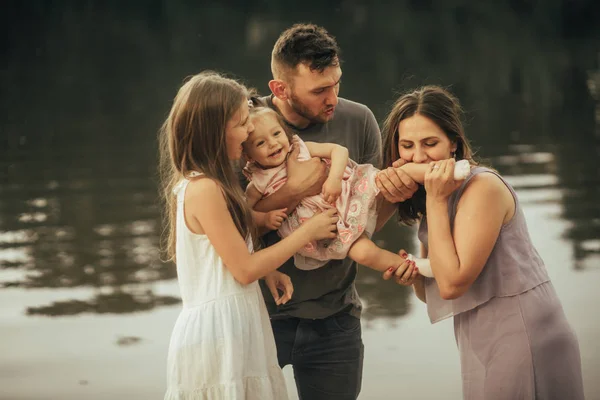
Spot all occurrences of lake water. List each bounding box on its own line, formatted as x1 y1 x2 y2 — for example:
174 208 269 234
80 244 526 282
1 2 599 399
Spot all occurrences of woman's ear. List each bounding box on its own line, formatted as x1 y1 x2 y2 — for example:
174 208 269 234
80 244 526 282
269 79 288 100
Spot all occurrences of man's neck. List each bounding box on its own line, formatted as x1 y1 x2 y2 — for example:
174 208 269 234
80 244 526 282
272 96 310 130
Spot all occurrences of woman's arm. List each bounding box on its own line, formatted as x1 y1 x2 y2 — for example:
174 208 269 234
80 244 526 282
186 178 337 285
426 170 514 299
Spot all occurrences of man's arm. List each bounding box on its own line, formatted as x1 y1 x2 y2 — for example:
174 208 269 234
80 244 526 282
253 145 327 213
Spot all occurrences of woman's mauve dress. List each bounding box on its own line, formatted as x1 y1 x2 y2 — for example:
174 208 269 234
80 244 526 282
421 167 585 400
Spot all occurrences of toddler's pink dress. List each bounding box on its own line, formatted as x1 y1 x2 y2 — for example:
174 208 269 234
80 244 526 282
244 136 379 270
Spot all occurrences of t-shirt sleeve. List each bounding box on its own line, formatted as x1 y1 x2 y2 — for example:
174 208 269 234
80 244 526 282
361 106 382 168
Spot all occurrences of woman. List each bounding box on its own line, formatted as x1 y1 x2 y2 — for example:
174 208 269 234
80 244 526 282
378 86 584 400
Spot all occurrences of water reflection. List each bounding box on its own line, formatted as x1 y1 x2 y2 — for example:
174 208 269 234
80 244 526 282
1 1 598 319
25 289 179 317
552 59 600 271
358 225 417 322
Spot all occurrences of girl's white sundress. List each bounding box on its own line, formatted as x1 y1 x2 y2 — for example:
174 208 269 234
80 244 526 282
164 178 288 400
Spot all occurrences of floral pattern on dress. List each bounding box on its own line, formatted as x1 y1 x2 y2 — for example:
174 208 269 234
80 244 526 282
245 135 380 270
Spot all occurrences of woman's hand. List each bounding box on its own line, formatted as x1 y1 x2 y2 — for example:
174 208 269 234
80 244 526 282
265 208 287 231
424 158 462 202
376 158 419 203
381 249 419 286
321 177 342 205
264 271 293 305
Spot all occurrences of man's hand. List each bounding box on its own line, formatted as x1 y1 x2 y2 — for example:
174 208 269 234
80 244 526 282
286 145 328 198
264 271 293 305
376 158 419 203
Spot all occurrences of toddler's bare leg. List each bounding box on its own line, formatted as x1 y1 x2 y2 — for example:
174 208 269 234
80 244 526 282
400 159 470 183
348 234 403 272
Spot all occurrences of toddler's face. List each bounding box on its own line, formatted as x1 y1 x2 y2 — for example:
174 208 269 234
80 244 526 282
244 114 291 168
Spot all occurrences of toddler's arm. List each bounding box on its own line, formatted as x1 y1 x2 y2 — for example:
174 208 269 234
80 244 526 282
246 182 287 233
304 141 349 181
305 141 349 204
398 159 470 184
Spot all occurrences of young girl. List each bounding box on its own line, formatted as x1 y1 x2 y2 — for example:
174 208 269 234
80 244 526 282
159 72 338 400
380 86 584 399
242 105 469 273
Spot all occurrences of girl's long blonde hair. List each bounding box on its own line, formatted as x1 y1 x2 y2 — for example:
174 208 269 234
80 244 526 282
158 71 257 261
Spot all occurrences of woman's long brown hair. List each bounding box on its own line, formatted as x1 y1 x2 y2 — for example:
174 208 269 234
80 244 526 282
381 86 477 225
158 71 257 261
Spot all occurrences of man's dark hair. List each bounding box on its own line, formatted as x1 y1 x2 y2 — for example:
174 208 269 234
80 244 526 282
271 23 341 79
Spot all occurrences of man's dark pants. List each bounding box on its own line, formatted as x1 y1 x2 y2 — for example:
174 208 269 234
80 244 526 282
271 312 364 400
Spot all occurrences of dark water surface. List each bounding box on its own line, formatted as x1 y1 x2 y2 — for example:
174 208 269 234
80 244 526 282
1 2 599 399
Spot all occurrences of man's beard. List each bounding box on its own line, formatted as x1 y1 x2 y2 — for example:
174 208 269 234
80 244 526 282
288 93 331 124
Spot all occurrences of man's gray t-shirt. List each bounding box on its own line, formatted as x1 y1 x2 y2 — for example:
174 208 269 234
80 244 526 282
256 95 382 320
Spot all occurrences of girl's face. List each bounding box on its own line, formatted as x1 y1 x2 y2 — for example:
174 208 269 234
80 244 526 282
397 114 457 164
225 101 253 161
244 113 291 168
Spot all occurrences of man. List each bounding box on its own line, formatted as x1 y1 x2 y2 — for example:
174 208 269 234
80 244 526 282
252 24 417 399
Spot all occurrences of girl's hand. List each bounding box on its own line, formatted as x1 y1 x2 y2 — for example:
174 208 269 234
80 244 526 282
321 177 342 205
424 159 462 202
301 208 338 241
381 249 419 286
265 208 287 231
264 271 293 305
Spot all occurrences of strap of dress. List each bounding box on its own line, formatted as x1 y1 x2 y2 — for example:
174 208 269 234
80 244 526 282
172 171 204 197
448 166 519 227
172 179 189 197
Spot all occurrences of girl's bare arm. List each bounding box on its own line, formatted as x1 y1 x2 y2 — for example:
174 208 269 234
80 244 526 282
186 178 337 285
